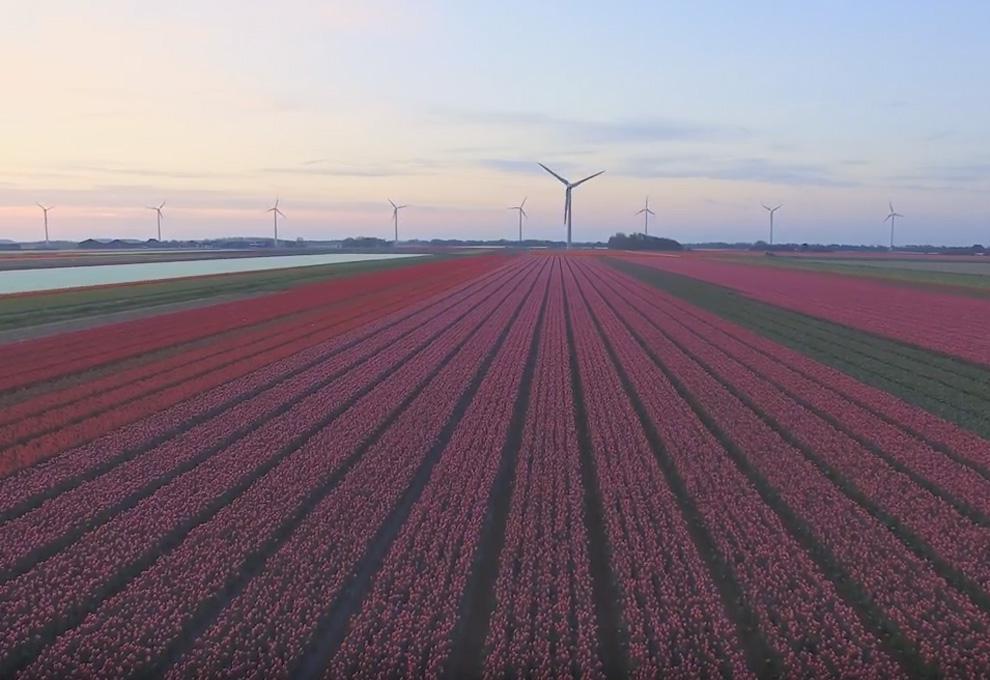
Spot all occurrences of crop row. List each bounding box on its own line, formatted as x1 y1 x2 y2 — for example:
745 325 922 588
591 263 990 589
617 254 990 366
0 259 524 516
580 259 990 675
0 254 508 393
624 276 990 472
0 261 533 584
8 259 540 677
156 260 541 680
480 264 604 679
567 260 901 676
0 271 469 472
0 257 473 438
560 262 753 677
323 257 550 678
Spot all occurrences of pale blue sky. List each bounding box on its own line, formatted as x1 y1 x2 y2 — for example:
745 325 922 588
1 1 988 244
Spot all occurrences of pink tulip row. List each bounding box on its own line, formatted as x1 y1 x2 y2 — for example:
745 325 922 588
481 266 604 679
0 264 459 446
560 262 753 678
160 264 541 680
0 259 522 514
582 260 990 675
567 261 902 677
0 254 509 393
15 259 540 678
0 262 530 583
618 274 990 473
618 253 990 366
599 265 990 596
324 260 550 678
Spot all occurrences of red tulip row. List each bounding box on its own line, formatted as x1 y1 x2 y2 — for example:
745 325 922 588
0 262 530 581
567 261 902 677
0 275 460 474
581 260 990 675
481 266 604 679
159 262 540 680
559 262 752 677
0 260 523 511
0 258 474 440
12 259 539 678
617 253 990 366
596 265 990 595
0 254 510 392
324 259 550 678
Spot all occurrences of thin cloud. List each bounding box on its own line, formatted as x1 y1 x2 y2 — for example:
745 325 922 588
262 159 445 178
616 155 857 187
441 110 747 145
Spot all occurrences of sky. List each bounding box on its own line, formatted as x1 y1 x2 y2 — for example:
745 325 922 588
1 1 988 245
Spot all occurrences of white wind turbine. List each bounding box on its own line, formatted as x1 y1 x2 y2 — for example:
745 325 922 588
36 203 54 245
884 201 904 250
267 197 285 247
508 197 527 242
636 196 655 236
146 201 165 241
539 163 605 247
389 199 407 243
762 203 782 245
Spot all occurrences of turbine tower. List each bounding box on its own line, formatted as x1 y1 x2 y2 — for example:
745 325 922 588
539 163 605 247
36 203 53 245
884 201 904 250
762 203 782 246
389 199 407 243
146 201 165 241
267 197 285 247
635 196 655 236
508 197 527 242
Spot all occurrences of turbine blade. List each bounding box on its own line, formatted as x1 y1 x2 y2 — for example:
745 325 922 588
571 170 605 187
389 198 397 208
521 196 527 208
889 201 894 213
520 208 527 218
635 209 646 215
647 208 656 215
160 201 166 209
762 204 771 211
774 204 782 212
398 205 408 209
539 163 570 185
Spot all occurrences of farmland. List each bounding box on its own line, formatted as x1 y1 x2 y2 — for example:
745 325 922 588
2 252 990 677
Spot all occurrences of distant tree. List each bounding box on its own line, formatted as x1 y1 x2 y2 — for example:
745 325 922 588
607 232 683 251
342 236 391 248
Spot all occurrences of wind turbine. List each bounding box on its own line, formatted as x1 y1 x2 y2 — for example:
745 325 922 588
389 199 407 243
539 163 605 247
508 197 527 242
36 203 53 245
884 201 904 250
636 196 655 236
762 203 782 246
266 197 285 247
145 201 165 241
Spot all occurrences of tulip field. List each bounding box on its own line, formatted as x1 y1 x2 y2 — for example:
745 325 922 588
2 252 990 678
